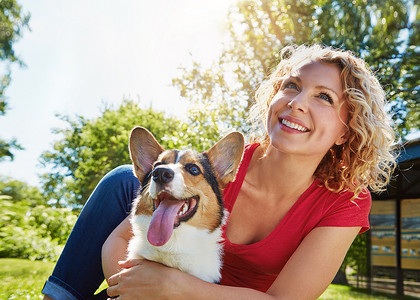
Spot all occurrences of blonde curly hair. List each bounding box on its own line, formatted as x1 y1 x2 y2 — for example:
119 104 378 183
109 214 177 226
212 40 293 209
249 44 397 199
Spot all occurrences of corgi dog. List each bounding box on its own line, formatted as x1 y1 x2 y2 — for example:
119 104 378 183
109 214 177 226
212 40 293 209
127 126 244 283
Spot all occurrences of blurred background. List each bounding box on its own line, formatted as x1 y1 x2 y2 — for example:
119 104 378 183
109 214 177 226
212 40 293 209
0 0 418 298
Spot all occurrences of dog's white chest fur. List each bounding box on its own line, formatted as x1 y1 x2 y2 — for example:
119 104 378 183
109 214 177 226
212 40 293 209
127 214 225 283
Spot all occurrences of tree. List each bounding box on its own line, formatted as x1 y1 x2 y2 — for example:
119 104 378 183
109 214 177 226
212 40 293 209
0 175 44 205
39 100 201 207
0 176 77 261
344 232 369 287
0 0 30 160
0 137 23 162
172 0 419 140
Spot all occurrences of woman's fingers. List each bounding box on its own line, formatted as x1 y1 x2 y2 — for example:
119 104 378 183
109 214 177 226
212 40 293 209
118 258 143 269
106 260 143 298
106 259 175 299
106 284 118 298
107 272 120 287
108 259 142 288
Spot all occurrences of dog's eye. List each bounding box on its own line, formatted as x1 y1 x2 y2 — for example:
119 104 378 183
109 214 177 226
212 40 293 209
153 161 164 168
185 163 201 176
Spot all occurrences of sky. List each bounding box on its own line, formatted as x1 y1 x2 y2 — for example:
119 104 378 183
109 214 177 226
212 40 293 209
0 0 237 187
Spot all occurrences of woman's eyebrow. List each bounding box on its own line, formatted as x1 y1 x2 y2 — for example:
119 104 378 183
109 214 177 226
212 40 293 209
285 76 301 82
314 85 340 98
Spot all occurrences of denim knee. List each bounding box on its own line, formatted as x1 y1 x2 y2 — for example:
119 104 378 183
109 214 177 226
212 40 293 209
85 164 139 214
42 165 140 300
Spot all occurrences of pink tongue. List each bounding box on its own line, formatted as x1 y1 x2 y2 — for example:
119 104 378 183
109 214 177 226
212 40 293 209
147 199 184 246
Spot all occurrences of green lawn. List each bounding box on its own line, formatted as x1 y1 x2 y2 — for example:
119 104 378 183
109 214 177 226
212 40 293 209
319 284 397 300
0 258 414 299
0 258 54 299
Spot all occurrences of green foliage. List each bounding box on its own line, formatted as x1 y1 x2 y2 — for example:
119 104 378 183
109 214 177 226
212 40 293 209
0 177 77 261
39 100 208 207
0 0 30 160
0 0 30 66
342 232 369 278
0 175 44 204
172 0 419 139
0 197 77 261
0 137 23 162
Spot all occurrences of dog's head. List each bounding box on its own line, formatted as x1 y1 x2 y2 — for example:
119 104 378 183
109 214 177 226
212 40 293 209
129 126 244 247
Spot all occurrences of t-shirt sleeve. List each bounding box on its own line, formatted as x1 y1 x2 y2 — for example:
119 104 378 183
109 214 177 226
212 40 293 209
316 189 372 234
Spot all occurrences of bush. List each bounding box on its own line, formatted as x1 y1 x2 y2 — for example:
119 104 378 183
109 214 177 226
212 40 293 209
0 196 77 261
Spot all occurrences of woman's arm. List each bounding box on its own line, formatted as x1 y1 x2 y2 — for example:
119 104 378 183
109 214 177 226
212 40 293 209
106 226 360 299
101 215 133 282
266 226 361 299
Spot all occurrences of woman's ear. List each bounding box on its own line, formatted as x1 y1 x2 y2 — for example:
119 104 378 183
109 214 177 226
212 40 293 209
335 129 349 146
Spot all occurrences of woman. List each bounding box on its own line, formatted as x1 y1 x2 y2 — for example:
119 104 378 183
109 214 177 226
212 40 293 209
43 44 396 299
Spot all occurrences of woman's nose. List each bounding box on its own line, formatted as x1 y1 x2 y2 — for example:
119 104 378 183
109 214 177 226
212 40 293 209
287 92 308 113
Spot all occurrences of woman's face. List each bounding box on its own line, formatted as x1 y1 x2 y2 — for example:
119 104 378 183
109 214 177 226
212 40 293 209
267 60 349 159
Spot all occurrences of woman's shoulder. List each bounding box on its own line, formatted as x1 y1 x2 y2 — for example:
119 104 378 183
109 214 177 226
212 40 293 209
244 143 260 155
311 183 372 233
311 179 370 198
236 143 261 176
309 180 372 211
305 180 371 211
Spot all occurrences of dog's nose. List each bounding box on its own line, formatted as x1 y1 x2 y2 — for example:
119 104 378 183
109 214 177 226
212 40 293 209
152 167 174 184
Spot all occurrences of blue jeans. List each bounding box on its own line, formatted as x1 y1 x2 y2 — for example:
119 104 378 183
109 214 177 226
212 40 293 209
42 165 139 300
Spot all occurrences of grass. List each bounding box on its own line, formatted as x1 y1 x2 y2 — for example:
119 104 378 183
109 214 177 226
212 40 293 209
0 258 417 299
319 284 397 299
0 258 108 299
0 258 54 299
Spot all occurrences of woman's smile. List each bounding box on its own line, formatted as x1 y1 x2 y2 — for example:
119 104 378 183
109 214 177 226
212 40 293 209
278 116 310 133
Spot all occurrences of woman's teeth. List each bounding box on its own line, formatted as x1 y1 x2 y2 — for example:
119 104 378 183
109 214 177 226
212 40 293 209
281 119 308 132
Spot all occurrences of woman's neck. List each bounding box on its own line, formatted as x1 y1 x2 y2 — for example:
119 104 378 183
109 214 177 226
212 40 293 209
247 144 320 200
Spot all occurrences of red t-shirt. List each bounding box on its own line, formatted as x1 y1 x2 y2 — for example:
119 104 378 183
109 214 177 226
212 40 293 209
219 144 371 292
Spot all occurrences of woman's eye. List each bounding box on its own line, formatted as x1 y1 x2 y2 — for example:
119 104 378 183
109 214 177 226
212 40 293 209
285 82 298 90
319 92 333 104
185 163 201 176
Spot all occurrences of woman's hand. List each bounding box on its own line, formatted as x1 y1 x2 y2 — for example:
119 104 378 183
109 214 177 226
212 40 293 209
106 259 181 300
107 259 273 300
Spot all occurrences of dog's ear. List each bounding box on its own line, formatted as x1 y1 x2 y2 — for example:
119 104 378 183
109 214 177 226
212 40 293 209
129 126 165 182
206 132 244 188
